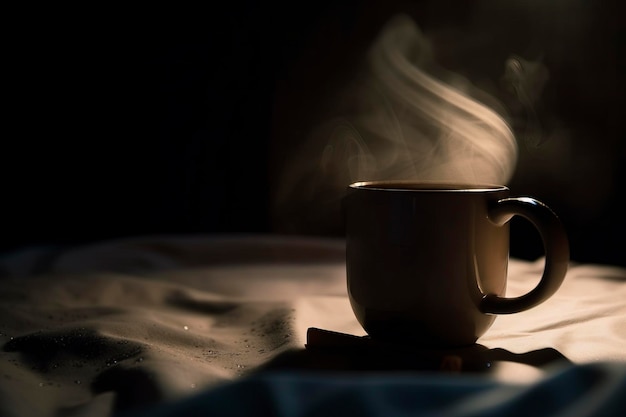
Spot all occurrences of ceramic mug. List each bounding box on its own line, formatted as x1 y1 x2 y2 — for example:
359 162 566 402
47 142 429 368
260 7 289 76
344 181 569 347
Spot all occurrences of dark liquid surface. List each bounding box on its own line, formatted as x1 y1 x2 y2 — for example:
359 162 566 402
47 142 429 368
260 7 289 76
351 181 508 192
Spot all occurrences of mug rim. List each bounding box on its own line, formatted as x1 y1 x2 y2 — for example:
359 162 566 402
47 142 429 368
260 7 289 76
349 180 509 192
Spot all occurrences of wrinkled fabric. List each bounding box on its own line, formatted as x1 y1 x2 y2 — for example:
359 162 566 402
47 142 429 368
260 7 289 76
0 236 624 417
126 362 626 417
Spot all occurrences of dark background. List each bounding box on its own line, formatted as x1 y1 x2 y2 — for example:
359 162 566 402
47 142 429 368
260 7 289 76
3 1 625 266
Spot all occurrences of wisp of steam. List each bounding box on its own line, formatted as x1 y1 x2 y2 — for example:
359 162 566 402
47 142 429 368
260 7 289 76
273 14 518 233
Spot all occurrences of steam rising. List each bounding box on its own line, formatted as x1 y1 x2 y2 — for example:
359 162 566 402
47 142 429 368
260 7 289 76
273 15 519 232
502 55 550 147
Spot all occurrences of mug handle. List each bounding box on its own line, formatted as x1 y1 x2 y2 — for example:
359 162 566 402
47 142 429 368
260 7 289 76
480 197 570 314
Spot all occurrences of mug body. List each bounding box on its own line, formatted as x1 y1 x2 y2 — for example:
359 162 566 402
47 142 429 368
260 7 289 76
344 181 510 347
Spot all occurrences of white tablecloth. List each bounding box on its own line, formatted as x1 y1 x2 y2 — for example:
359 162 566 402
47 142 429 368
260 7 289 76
0 235 624 416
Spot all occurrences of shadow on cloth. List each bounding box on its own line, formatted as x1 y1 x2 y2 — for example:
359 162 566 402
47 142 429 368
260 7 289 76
254 327 571 375
257 345 571 375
